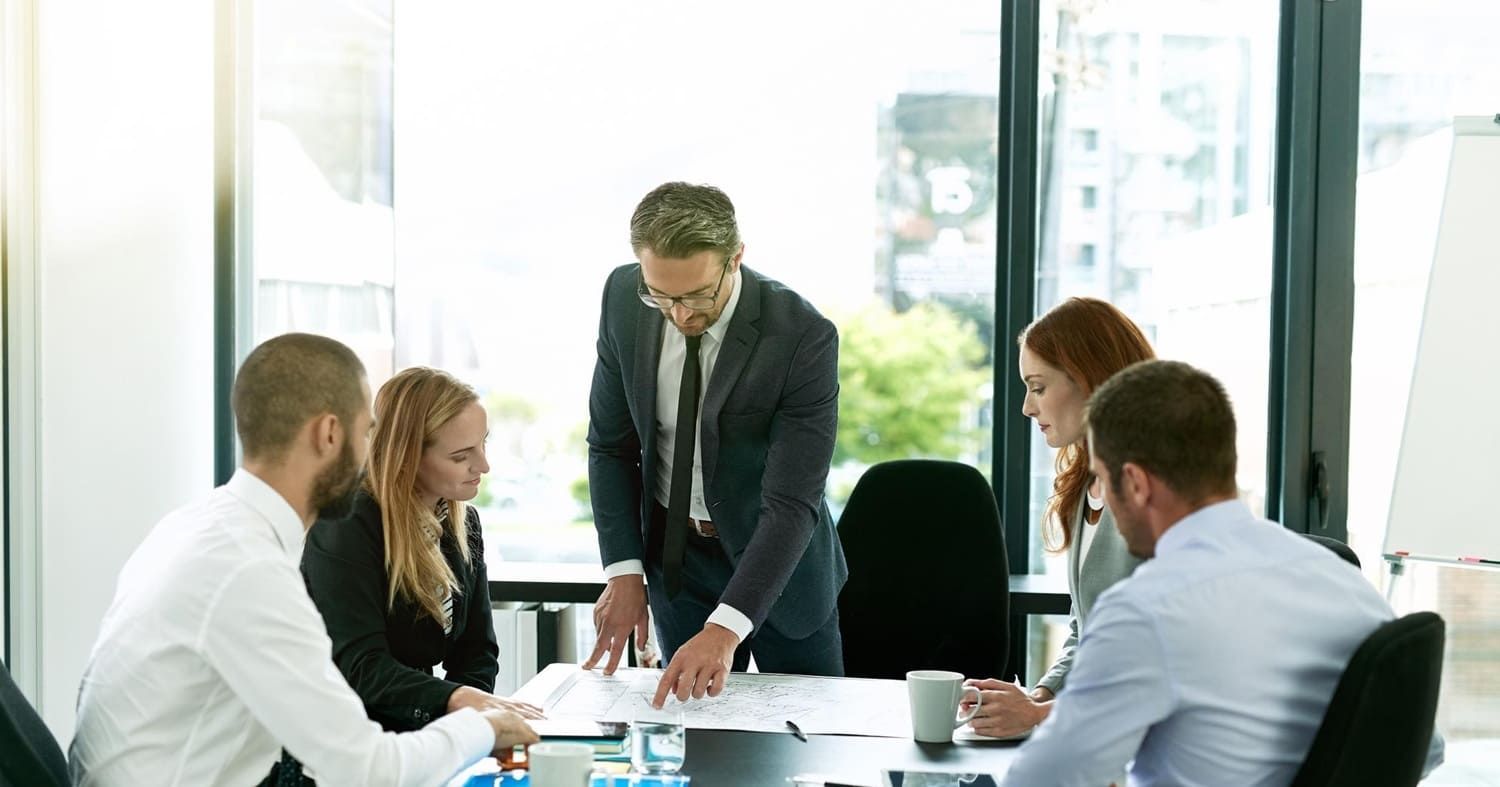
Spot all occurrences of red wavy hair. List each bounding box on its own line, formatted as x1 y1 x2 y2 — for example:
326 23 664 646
1019 298 1155 552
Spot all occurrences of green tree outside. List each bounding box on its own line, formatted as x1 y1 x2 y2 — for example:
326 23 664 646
833 301 990 467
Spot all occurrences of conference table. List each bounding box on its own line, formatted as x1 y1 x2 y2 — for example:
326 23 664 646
486 663 1024 786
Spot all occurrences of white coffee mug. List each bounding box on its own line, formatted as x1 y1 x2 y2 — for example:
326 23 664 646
906 669 982 743
527 741 595 787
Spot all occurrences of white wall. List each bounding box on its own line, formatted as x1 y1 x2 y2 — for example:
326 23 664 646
28 0 214 738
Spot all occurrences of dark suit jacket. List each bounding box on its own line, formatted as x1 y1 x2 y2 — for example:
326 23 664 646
301 490 498 732
587 263 848 639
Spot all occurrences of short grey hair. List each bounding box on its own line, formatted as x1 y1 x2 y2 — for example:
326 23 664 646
629 182 742 263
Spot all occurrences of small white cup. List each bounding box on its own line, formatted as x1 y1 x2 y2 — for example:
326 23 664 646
527 741 595 787
906 669 981 743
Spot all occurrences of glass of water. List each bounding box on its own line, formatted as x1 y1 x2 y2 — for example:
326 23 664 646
630 705 686 775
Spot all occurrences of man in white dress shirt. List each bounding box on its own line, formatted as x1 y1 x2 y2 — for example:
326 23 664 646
1002 360 1443 787
70 333 537 787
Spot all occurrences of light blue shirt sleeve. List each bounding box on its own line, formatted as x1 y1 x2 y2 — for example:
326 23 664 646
1002 593 1175 787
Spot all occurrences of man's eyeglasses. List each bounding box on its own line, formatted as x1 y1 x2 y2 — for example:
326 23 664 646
637 262 729 312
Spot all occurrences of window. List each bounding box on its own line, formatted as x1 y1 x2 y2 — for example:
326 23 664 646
1350 0 1500 749
388 0 999 564
1032 0 1276 556
1023 0 1278 679
252 0 396 386
242 2 1000 568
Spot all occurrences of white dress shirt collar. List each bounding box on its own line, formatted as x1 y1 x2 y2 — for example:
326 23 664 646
1154 498 1251 557
223 468 307 556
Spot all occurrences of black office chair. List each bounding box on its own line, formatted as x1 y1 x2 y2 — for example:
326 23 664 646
1290 611 1445 787
836 460 1009 680
0 662 69 787
1304 533 1361 569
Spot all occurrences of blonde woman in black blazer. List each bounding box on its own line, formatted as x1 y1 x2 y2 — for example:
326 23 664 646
301 367 542 732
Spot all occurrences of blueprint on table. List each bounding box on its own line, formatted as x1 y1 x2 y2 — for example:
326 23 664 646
537 667 913 737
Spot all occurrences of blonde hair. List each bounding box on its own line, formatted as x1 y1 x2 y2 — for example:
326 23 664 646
366 367 478 623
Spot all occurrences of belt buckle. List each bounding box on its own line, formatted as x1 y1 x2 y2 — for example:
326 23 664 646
691 518 715 538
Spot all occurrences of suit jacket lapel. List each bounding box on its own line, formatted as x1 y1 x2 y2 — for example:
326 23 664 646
701 268 761 485
633 299 664 456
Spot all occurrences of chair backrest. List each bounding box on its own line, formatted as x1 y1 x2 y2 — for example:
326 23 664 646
0 662 68 787
1290 611 1445 787
836 459 1009 680
1303 533 1361 569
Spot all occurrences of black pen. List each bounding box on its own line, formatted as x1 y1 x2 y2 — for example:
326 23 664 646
785 719 808 742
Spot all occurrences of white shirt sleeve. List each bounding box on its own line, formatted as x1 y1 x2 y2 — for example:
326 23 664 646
603 559 645 579
603 561 751 642
199 559 495 787
1002 595 1174 787
706 604 753 643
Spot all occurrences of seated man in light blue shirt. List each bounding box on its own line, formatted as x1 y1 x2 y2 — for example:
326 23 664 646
1003 359 1443 787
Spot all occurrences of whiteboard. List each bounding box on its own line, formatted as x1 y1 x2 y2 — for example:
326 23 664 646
1383 116 1500 568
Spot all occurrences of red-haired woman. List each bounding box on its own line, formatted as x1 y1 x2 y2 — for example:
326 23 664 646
965 297 1156 738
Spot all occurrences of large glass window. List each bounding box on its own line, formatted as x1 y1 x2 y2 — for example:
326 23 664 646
1030 0 1277 561
1022 0 1278 679
1350 0 1500 753
391 0 999 567
253 0 396 385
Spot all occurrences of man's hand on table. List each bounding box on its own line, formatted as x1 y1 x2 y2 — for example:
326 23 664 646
651 623 737 708
583 575 650 675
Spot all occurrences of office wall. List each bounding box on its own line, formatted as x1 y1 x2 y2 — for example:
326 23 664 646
29 0 214 737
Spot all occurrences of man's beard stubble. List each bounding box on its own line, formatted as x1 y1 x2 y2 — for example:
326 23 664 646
310 438 362 521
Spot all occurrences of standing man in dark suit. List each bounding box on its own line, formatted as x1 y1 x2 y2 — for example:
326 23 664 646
582 182 847 706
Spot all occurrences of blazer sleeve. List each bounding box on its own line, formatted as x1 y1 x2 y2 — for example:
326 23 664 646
1036 603 1080 695
1038 518 1084 695
302 520 463 732
441 509 499 692
587 267 648 567
718 316 840 628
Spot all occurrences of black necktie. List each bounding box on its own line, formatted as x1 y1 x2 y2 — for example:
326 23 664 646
662 333 702 599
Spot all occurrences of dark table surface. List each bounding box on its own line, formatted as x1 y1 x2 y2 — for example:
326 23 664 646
677 727 1020 785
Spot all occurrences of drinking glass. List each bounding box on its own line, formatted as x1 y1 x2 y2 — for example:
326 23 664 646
630 705 686 775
